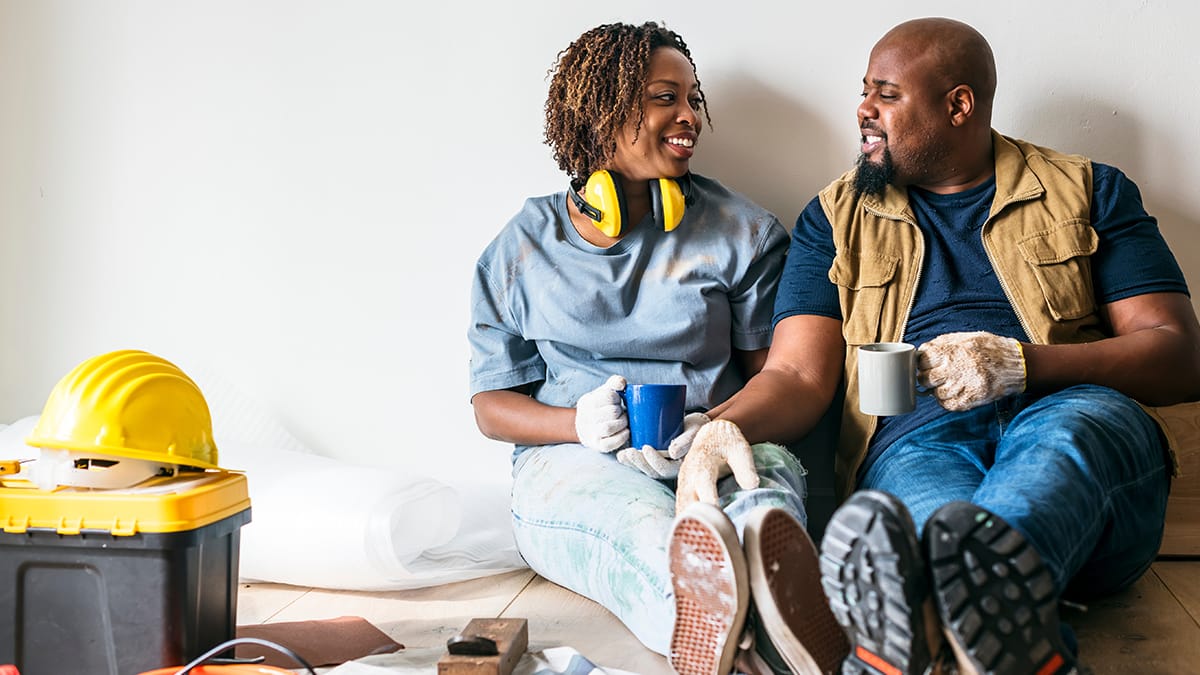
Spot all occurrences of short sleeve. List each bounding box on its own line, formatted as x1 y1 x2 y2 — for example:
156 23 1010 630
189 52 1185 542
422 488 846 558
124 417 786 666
774 196 841 326
1090 163 1189 303
467 259 546 399
728 214 790 350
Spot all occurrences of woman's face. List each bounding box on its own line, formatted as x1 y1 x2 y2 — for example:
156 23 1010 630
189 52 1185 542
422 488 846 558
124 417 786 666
609 47 702 182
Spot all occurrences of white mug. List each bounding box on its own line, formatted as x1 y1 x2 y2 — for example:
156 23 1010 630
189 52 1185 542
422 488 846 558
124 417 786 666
858 342 917 416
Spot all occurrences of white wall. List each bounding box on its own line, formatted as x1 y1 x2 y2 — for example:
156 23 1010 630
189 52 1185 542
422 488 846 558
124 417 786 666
2 1 1197 483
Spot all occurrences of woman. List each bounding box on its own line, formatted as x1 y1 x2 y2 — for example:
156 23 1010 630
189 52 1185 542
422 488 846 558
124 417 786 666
468 22 840 675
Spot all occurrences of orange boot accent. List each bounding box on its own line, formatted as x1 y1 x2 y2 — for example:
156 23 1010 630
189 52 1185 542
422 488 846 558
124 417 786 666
854 646 902 675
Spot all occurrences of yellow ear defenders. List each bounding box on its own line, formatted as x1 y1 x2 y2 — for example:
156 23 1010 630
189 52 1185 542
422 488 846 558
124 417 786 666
569 170 690 238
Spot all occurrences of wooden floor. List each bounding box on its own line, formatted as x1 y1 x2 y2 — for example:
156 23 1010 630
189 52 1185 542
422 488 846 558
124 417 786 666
239 559 1200 674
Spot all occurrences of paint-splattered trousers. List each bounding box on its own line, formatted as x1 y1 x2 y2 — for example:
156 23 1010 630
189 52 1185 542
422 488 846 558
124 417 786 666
510 441 808 654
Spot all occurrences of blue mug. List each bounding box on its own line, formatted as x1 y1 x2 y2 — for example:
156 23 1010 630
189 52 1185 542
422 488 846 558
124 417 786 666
622 384 687 451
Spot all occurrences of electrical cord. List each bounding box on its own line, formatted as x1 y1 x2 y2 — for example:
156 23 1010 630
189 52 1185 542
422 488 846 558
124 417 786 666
171 637 316 674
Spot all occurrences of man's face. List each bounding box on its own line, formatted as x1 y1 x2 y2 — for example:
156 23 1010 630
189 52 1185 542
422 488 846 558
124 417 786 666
853 41 952 197
609 47 702 182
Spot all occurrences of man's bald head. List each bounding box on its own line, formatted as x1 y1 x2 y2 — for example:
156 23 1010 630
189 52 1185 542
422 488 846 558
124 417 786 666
854 17 999 195
875 17 997 117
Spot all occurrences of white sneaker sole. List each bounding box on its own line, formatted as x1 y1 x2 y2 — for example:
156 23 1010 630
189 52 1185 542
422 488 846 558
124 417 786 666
746 507 849 675
668 502 749 675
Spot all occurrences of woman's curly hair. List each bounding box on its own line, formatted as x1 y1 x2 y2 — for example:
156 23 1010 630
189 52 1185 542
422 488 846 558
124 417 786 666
544 22 710 189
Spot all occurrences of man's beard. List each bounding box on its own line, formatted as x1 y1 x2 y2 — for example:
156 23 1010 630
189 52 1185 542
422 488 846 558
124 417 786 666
853 148 894 199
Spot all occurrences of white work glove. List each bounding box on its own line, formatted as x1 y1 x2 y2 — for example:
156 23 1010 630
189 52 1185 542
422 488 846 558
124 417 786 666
917 331 1026 412
575 375 630 452
666 412 711 460
617 445 682 479
675 419 760 515
616 412 709 480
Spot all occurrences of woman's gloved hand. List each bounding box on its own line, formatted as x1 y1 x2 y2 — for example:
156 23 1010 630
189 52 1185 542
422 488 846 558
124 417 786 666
616 412 709 479
617 445 682 479
917 331 1026 411
675 419 759 515
666 412 711 459
574 375 629 452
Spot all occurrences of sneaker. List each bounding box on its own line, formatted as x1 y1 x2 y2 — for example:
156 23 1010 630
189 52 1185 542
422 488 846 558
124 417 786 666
819 490 933 674
668 502 750 675
924 501 1078 675
745 507 849 674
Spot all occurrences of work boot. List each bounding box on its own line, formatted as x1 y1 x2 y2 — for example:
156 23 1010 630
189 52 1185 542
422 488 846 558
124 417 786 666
924 501 1080 675
669 502 749 675
819 490 936 674
745 507 849 674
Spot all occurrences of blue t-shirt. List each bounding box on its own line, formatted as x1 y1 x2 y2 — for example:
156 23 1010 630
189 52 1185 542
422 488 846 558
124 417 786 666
774 162 1190 474
469 173 789 458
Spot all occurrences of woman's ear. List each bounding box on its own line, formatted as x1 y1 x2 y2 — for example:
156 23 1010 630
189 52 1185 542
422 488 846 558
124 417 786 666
947 84 975 127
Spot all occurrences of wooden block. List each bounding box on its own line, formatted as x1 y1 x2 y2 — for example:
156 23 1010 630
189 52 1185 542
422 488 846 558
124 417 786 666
1157 402 1200 557
437 618 528 675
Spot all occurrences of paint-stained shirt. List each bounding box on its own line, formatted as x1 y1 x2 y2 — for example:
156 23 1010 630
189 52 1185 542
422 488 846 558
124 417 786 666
469 174 788 459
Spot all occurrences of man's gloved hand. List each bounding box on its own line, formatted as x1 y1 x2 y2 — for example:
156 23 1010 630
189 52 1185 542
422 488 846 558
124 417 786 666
917 331 1026 412
675 419 759 515
574 375 630 452
617 445 682 479
666 412 711 459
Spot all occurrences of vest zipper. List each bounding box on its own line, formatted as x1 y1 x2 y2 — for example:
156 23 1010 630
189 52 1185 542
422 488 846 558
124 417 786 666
864 204 924 344
979 215 1036 343
898 223 924 344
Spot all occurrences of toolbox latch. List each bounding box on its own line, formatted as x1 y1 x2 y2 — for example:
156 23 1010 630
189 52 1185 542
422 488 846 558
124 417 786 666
3 516 29 534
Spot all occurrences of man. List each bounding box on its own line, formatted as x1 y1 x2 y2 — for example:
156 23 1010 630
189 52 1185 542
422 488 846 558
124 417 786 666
676 16 1200 675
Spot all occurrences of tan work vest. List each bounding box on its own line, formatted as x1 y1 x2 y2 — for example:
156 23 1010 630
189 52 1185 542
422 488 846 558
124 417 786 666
818 130 1196 499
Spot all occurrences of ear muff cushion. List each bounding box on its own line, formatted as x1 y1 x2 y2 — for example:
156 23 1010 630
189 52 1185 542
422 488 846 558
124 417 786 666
649 179 664 230
657 178 686 231
583 170 627 237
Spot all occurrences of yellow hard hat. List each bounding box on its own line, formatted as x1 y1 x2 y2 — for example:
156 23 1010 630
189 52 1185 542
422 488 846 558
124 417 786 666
26 349 220 471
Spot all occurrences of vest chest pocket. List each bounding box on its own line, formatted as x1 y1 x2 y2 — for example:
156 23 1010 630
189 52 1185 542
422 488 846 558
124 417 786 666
829 252 899 345
1015 219 1099 321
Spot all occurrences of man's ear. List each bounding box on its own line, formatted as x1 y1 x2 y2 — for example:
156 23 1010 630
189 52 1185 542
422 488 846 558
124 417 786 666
947 84 975 127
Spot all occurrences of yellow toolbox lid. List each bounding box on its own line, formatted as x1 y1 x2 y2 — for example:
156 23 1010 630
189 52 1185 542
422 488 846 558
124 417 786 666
0 470 250 536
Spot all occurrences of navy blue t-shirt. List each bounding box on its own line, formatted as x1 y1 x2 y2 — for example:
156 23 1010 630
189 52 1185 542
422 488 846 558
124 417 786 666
774 162 1190 475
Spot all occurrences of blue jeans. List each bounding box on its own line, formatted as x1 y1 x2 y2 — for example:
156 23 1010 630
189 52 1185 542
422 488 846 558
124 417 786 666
861 384 1171 600
510 442 808 655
